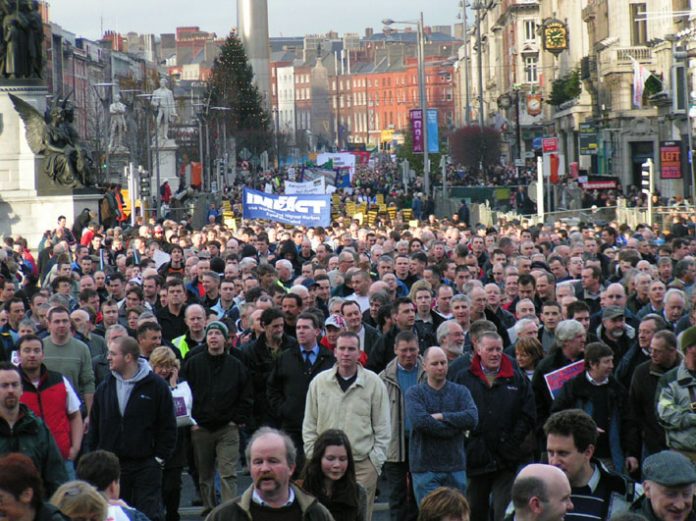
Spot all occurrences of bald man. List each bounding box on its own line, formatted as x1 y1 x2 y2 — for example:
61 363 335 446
71 309 107 359
509 464 573 521
405 346 478 504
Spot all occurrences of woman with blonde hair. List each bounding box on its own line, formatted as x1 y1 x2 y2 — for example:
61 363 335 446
50 481 107 521
149 346 193 521
514 337 545 380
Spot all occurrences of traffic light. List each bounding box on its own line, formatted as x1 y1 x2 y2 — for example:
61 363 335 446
641 159 654 196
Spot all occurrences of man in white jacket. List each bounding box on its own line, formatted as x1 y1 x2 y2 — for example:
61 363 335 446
303 330 390 521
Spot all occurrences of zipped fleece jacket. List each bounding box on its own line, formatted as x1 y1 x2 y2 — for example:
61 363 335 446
19 365 72 459
88 365 176 461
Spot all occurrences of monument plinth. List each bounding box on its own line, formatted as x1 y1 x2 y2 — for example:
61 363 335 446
0 85 101 247
153 138 179 188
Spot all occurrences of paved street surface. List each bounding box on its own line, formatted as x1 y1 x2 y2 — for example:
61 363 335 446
178 470 391 520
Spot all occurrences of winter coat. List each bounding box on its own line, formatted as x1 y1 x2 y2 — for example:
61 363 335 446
453 354 536 476
551 372 632 470
206 484 334 521
379 357 427 462
266 345 335 433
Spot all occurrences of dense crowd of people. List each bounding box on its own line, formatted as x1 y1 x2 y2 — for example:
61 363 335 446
0 187 696 521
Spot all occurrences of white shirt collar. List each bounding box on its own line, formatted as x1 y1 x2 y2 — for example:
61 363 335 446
251 486 295 507
585 371 608 386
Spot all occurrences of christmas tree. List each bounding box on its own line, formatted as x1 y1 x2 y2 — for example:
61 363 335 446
208 32 272 159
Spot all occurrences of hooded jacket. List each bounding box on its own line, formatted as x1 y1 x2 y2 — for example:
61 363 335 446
88 360 177 461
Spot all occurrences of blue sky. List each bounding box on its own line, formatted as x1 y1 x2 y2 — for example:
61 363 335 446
50 0 461 40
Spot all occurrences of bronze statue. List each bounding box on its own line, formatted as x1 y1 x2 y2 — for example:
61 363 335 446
0 0 43 79
10 93 96 187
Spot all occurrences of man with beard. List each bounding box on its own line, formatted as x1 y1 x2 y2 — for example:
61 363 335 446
0 362 68 494
597 307 636 365
206 427 333 521
436 320 467 362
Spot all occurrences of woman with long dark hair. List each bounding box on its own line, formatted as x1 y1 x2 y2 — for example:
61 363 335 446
299 429 367 521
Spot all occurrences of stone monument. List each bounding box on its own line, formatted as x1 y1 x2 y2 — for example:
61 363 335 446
0 4 101 246
150 77 179 188
107 91 129 184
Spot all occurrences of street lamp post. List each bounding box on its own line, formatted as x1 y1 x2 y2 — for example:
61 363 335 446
210 106 231 190
459 1 472 124
92 82 114 184
383 12 430 196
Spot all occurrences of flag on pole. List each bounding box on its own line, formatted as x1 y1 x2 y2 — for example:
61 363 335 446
630 55 650 108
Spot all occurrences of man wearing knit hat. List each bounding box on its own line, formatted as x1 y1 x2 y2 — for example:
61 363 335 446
628 450 696 520
183 320 253 515
656 326 696 460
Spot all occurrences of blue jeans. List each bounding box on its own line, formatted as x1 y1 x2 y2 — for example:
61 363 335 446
412 470 468 506
64 460 76 481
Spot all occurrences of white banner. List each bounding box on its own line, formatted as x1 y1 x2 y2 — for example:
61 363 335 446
285 178 326 194
316 152 356 178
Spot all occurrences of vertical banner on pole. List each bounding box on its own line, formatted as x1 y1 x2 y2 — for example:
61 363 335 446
426 109 439 153
537 156 544 219
410 109 424 153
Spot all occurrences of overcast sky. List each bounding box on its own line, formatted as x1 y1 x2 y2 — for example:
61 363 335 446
51 0 460 40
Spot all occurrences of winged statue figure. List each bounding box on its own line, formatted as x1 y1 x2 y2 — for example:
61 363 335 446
9 93 95 187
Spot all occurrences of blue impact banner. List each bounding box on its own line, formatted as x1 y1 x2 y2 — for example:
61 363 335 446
243 188 331 227
427 109 439 154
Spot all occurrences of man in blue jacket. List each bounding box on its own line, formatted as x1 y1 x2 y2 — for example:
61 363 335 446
88 336 176 521
406 346 478 504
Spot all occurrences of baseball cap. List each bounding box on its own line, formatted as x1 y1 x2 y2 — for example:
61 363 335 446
325 314 346 330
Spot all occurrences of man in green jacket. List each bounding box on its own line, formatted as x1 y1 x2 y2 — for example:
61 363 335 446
206 427 333 521
656 326 696 457
0 362 67 495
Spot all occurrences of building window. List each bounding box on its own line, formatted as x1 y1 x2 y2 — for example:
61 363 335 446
630 4 647 45
524 56 538 83
524 20 536 41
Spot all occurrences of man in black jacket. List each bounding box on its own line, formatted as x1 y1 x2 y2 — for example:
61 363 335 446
453 331 536 521
367 298 436 373
266 311 334 473
551 342 637 474
88 336 176 521
183 321 253 514
241 307 298 429
627 330 681 460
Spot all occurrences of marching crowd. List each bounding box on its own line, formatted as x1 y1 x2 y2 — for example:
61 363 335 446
0 202 696 521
